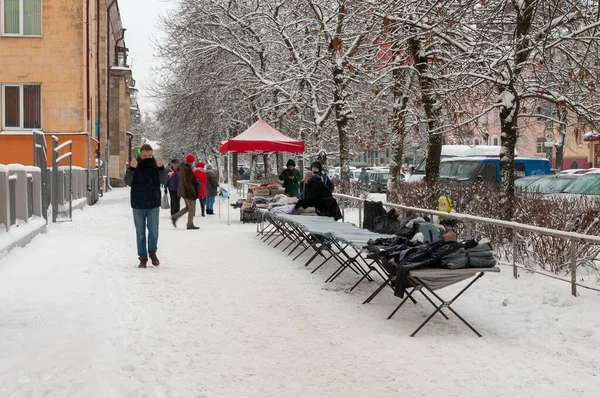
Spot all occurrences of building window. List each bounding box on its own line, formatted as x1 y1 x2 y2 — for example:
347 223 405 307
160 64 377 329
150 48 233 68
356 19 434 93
492 136 500 146
2 83 42 130
1 0 42 36
474 138 480 145
536 138 545 154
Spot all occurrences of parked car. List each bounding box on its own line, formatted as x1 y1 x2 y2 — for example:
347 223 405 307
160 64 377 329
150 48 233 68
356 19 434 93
515 175 546 189
518 174 579 194
560 168 599 175
560 171 600 196
439 157 551 184
369 169 390 193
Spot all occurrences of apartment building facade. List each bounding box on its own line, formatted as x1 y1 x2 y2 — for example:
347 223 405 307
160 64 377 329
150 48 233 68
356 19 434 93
0 0 138 186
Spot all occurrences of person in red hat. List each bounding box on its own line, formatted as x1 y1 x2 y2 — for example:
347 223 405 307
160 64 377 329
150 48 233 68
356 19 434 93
194 161 208 216
172 154 200 229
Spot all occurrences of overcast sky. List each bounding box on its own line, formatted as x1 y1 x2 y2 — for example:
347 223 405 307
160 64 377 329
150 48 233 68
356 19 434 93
118 0 171 114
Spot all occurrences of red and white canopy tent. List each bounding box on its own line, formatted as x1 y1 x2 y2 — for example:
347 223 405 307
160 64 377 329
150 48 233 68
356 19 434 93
219 119 305 154
219 119 304 224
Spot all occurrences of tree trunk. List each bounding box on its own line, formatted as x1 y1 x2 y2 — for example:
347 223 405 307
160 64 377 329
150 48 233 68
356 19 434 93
389 59 411 184
263 154 270 178
499 88 519 220
233 152 238 178
249 154 257 182
555 105 567 171
333 54 351 191
409 37 442 183
276 153 283 174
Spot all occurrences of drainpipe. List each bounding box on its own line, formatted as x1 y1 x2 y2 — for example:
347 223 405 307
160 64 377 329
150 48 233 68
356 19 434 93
106 0 118 188
95 0 101 162
86 0 91 194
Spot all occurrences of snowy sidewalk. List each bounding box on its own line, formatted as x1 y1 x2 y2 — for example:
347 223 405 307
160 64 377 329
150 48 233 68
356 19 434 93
0 188 599 397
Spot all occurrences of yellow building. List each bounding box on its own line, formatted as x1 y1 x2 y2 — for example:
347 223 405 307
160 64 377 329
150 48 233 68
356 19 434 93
0 0 139 185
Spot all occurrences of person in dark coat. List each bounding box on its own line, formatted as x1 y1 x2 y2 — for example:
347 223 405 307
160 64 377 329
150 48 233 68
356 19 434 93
298 171 314 200
294 175 343 220
279 159 303 197
570 159 579 169
165 159 181 216
311 161 335 192
124 144 167 267
172 154 200 229
205 164 219 215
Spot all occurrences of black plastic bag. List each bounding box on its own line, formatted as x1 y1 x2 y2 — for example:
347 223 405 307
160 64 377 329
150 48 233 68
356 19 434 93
373 209 402 234
363 201 386 231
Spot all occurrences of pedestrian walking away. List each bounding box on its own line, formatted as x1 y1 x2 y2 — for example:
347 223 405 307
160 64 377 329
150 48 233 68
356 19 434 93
194 161 208 217
124 143 167 268
166 159 181 216
172 154 200 229
278 159 302 198
205 164 219 215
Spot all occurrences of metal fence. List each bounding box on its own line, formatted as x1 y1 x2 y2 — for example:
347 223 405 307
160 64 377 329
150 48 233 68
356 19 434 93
0 165 43 233
333 193 600 297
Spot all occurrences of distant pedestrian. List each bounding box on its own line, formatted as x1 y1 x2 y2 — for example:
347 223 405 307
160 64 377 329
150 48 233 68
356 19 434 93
279 159 302 197
124 144 167 268
358 167 369 182
570 159 578 169
172 154 200 230
205 164 219 215
165 159 181 216
194 161 208 217
311 161 334 192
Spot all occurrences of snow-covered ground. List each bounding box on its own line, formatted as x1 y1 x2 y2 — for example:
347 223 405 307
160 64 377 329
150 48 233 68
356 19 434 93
0 188 599 397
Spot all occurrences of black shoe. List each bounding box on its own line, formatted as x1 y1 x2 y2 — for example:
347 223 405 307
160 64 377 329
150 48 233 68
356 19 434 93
138 257 148 268
187 225 200 230
171 215 177 227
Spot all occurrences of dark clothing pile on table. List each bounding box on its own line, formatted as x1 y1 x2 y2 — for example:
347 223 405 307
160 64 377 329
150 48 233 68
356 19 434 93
362 201 497 298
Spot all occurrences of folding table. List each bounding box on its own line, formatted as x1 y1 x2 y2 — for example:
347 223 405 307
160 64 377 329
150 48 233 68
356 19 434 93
387 267 501 337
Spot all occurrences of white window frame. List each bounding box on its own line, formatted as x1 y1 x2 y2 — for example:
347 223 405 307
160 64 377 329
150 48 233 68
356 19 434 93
492 136 500 146
0 0 43 37
1 83 43 131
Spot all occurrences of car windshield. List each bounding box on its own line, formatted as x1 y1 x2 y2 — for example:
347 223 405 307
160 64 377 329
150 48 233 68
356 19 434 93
563 174 600 195
515 176 542 188
527 177 576 193
439 161 481 179
370 172 389 181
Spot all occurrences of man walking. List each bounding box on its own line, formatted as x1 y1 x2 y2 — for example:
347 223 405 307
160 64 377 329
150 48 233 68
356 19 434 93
205 164 219 215
172 154 200 229
278 159 302 197
124 144 167 268
166 159 181 216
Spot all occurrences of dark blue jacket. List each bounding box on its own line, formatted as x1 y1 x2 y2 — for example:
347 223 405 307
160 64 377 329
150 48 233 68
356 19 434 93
166 167 180 192
124 157 167 209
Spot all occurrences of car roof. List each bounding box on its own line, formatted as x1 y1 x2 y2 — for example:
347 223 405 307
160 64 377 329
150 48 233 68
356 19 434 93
535 174 579 180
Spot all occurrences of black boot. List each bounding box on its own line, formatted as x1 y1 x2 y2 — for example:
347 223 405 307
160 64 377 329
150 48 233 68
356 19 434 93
201 203 206 217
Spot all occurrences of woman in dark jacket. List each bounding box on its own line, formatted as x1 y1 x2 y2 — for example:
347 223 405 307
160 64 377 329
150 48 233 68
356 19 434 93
295 175 342 220
172 154 200 229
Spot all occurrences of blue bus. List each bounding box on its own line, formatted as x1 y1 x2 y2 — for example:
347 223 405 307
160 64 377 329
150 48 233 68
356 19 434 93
439 157 551 184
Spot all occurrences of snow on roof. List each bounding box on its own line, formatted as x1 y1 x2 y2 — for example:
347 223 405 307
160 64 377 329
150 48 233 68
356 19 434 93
442 157 543 162
583 130 600 140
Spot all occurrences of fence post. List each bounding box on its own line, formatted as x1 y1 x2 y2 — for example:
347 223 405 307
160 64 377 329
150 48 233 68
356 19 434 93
52 137 59 223
27 167 42 217
69 143 73 219
512 227 518 279
8 166 28 224
570 239 577 297
341 199 345 222
358 200 363 228
0 165 9 232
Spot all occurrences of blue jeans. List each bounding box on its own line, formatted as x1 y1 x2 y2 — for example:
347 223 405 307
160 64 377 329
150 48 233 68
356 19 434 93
206 196 216 211
133 207 160 258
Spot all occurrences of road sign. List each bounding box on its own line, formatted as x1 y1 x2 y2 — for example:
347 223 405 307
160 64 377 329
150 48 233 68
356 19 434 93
545 132 554 141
